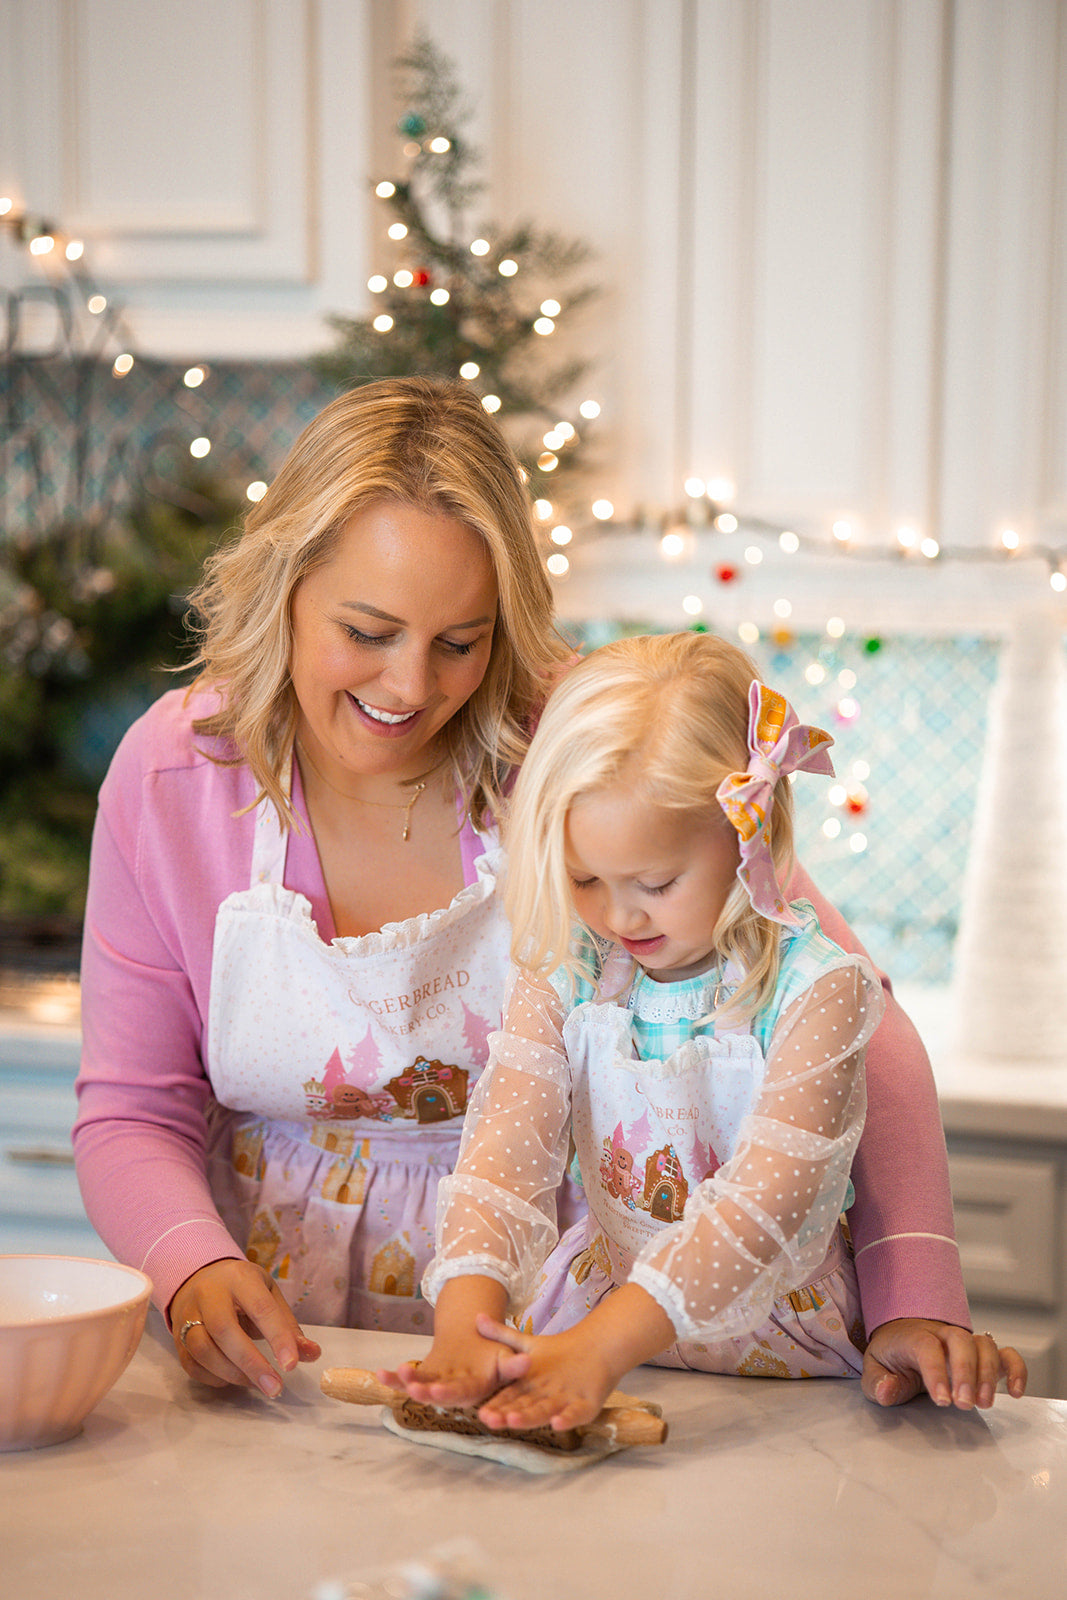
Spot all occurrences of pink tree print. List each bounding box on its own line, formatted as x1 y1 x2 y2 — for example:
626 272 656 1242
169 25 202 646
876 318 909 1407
460 1000 492 1065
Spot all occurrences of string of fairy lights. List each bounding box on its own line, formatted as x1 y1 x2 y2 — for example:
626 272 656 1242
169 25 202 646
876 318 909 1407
4 183 1062 869
0 196 272 506
8 183 1064 595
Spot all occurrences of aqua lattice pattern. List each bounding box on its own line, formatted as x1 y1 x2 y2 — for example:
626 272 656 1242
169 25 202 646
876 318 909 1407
569 623 999 986
1 358 335 533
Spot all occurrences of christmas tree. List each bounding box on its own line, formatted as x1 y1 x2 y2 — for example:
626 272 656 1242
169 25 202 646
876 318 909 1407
316 36 602 529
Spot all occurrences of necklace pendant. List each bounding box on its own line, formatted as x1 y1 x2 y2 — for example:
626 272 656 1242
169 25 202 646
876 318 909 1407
401 781 427 843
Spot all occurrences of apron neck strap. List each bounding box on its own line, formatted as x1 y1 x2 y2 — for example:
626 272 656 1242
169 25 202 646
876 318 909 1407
250 752 291 887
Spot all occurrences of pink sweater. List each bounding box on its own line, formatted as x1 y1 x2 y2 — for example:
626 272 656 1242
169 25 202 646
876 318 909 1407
73 688 970 1332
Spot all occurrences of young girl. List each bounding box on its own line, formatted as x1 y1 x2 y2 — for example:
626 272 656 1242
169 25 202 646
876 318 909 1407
383 631 887 1434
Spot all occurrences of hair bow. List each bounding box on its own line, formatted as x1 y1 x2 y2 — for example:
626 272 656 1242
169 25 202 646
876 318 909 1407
716 681 834 927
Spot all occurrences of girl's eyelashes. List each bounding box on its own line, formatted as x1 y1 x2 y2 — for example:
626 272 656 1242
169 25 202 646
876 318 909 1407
568 874 677 895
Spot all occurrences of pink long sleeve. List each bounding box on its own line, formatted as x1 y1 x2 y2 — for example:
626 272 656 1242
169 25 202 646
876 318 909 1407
74 692 264 1316
787 863 971 1333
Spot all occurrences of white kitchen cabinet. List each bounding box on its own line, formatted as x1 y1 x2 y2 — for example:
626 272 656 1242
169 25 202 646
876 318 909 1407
944 1143 1064 1399
0 1018 109 1259
5 1 1067 570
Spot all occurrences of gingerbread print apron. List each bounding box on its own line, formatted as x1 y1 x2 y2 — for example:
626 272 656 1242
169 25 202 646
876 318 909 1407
524 972 865 1377
205 782 512 1331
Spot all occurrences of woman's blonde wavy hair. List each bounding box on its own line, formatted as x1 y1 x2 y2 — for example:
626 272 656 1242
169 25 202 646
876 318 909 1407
503 631 798 1022
186 376 571 827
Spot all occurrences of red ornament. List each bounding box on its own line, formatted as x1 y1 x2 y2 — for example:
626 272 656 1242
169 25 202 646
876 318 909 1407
414 268 430 286
844 786 869 815
715 563 738 584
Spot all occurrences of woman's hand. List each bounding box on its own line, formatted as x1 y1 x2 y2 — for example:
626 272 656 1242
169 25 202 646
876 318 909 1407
168 1259 321 1397
862 1318 1028 1409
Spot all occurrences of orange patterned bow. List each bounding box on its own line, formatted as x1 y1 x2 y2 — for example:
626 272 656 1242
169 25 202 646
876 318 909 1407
716 681 834 926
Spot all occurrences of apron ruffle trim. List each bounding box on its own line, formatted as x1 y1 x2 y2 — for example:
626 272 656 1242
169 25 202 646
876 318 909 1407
562 1002 763 1080
235 844 505 960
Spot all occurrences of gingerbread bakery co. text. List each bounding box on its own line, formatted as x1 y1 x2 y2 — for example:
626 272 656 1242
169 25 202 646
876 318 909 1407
348 970 471 1034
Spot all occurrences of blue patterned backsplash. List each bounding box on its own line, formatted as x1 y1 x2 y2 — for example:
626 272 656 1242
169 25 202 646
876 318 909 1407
1 357 334 533
567 627 999 990
3 358 1001 984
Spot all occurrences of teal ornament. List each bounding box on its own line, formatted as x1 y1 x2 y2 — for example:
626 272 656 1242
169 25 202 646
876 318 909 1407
398 112 427 137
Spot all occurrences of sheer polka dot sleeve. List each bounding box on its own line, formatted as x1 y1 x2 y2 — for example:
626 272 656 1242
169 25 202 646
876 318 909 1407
422 968 573 1310
629 958 884 1342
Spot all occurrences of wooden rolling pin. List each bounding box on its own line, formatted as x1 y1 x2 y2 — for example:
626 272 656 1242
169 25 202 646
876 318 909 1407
321 1366 668 1455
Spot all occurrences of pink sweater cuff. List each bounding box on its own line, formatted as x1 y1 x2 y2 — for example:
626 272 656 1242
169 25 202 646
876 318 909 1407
140 1219 247 1324
854 1231 972 1335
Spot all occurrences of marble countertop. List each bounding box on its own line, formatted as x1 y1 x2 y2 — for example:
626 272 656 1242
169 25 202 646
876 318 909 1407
3 1314 1065 1600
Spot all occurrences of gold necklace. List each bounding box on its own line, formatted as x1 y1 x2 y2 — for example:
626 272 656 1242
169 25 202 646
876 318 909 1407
295 741 428 842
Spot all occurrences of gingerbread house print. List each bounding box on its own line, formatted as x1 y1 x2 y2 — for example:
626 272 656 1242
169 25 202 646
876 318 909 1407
245 1207 286 1278
309 1124 360 1158
320 1156 368 1207
231 1123 266 1181
385 1056 469 1123
642 1144 689 1222
369 1236 416 1299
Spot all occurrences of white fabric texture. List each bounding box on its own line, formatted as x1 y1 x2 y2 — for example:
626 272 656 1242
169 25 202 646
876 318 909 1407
424 955 882 1345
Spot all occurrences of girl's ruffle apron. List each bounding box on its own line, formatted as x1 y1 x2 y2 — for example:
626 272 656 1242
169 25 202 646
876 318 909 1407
204 788 513 1332
522 994 865 1378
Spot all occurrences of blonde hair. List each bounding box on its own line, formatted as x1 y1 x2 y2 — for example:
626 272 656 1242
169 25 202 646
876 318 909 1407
504 631 798 1021
186 376 570 825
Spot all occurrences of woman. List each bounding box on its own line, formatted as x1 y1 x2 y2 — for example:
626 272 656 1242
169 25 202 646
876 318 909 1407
73 377 1022 1409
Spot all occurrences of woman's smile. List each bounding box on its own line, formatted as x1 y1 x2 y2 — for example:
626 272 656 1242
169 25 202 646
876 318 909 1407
289 499 498 787
349 694 423 729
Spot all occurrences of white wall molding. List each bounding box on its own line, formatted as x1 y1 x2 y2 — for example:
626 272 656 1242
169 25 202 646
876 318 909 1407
3 0 1067 606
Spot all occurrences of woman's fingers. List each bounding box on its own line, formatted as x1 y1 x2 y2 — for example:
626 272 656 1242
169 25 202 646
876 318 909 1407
862 1318 1029 1410
176 1316 254 1389
944 1326 1026 1409
170 1261 319 1396
972 1333 1027 1406
998 1343 1028 1399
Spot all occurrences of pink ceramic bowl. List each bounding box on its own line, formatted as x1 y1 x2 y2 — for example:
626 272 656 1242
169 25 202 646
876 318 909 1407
0 1254 152 1450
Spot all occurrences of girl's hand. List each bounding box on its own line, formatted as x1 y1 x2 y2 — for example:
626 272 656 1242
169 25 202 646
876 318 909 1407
378 1325 531 1411
168 1260 321 1398
862 1318 1028 1409
379 1274 521 1408
469 1314 623 1434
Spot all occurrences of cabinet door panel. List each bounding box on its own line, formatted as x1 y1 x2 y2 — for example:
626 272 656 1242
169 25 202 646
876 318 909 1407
948 1154 1058 1306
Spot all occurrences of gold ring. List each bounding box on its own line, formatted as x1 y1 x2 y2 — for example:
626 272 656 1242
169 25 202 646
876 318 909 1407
178 1318 205 1348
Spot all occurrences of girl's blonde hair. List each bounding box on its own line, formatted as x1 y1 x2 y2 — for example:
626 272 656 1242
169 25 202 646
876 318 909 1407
186 376 570 826
504 631 797 1020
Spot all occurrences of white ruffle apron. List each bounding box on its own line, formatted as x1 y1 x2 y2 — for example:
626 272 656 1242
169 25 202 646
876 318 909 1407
204 785 512 1331
523 995 865 1378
